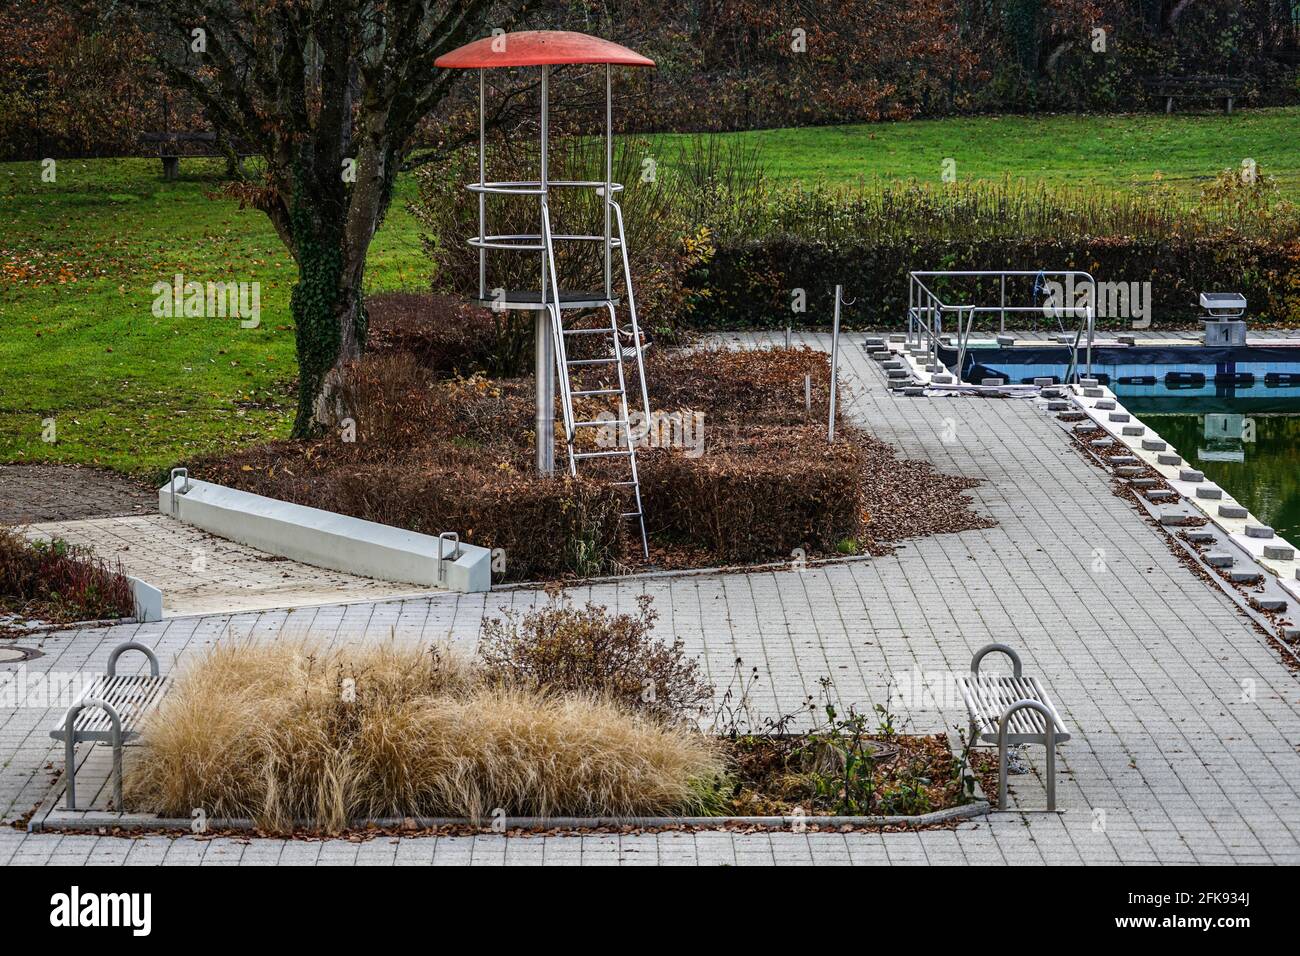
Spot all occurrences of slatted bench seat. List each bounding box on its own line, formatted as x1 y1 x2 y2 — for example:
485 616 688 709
139 132 254 180
1140 75 1246 115
957 643 1070 811
50 641 170 811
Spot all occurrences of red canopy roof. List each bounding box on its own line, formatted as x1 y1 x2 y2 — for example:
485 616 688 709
435 30 654 69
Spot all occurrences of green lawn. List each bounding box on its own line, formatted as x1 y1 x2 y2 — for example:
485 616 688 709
0 158 426 477
660 109 1300 196
3 109 1297 477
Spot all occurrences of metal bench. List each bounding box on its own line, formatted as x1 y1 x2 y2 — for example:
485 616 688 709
50 641 169 811
957 643 1070 811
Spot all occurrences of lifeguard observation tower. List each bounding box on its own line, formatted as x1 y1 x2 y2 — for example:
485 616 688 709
435 31 655 556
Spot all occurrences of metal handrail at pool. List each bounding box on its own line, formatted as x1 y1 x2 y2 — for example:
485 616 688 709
907 270 1097 384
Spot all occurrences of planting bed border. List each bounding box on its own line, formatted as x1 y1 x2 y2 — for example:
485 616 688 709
30 801 991 834
29 738 991 834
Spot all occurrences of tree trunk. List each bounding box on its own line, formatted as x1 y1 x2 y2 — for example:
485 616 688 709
287 148 386 438
289 213 367 439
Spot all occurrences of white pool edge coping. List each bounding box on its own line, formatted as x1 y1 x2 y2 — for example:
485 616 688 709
1063 382 1300 607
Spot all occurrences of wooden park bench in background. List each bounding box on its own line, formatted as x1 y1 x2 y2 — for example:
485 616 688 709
1141 75 1247 115
139 131 254 180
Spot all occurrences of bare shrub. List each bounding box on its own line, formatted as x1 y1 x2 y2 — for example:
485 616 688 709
477 593 713 725
367 292 517 378
333 351 439 448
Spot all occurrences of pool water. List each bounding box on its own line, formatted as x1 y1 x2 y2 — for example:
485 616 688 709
947 343 1300 543
1120 397 1300 542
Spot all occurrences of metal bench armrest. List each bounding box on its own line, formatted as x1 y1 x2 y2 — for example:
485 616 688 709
971 643 1022 678
998 699 1058 812
107 641 159 678
61 698 124 812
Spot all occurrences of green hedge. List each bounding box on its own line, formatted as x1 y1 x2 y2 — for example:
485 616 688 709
681 236 1300 331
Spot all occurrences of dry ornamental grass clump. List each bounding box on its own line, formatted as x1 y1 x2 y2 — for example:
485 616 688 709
124 640 724 831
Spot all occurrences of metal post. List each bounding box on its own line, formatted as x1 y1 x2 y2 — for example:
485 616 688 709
535 64 555 476
604 65 612 302
1087 305 1094 379
908 276 915 345
829 285 841 443
931 304 940 369
478 69 486 302
999 274 1006 334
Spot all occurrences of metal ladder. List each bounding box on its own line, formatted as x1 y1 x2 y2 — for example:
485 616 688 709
542 198 651 557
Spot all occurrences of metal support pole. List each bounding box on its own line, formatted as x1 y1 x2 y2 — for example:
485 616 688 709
478 69 486 301
1087 305 1094 379
931 304 940 368
829 285 841 443
535 64 555 476
999 274 1006 334
604 65 612 302
908 276 915 345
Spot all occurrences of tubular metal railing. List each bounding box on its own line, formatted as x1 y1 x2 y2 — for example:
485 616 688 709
908 270 1096 384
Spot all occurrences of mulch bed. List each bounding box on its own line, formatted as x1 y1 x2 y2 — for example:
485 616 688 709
716 732 971 817
195 296 993 581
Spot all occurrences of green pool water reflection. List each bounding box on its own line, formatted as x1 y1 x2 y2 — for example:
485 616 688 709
1119 402 1300 542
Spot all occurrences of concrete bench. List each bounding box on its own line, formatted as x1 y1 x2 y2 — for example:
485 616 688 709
957 643 1070 811
160 471 491 592
51 642 170 810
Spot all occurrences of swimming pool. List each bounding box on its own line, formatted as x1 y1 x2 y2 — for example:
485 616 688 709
950 342 1300 542
1122 401 1300 543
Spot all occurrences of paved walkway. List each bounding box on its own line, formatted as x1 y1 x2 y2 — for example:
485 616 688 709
3 333 1298 865
21 515 432 617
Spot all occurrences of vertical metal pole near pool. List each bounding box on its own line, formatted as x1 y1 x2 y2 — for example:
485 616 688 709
1087 304 1095 379
999 274 1006 334
536 64 555 475
829 285 841 443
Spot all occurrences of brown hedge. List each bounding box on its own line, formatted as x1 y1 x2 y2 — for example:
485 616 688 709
201 450 623 581
366 292 499 377
204 327 989 579
638 426 867 563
